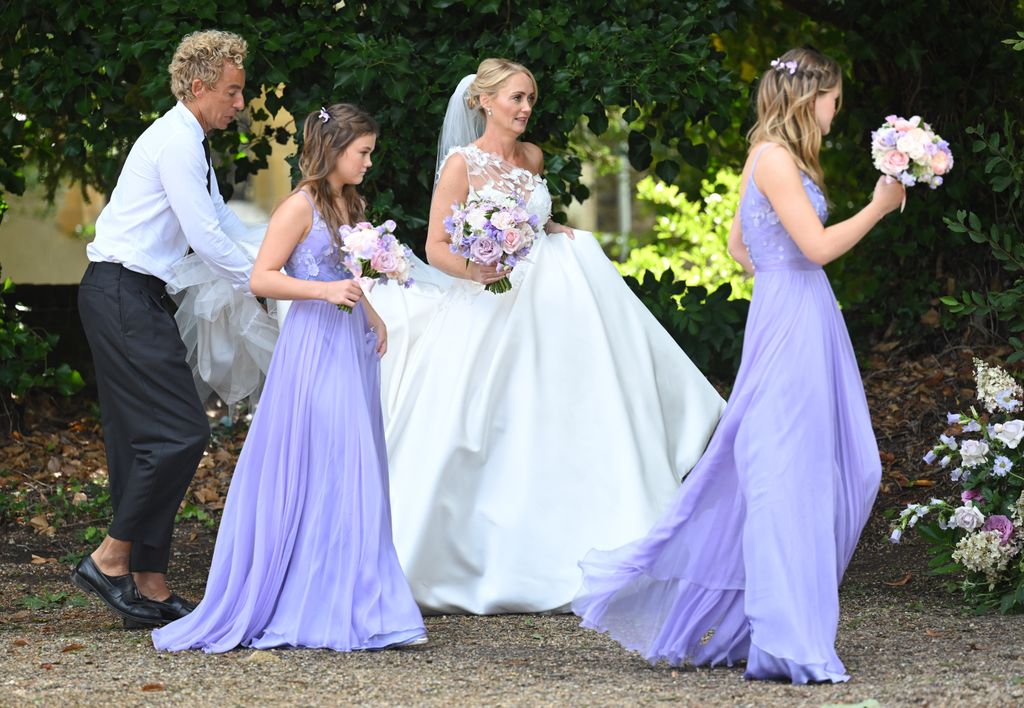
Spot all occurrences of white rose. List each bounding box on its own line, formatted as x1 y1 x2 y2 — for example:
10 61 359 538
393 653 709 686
952 503 985 531
992 420 1024 449
960 439 990 468
490 210 515 231
466 208 488 231
896 129 929 161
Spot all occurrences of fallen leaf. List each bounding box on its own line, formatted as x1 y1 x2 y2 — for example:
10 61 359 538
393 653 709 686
62 643 86 652
909 479 935 487
884 572 913 587
141 683 165 692
12 638 28 647
920 309 941 327
71 492 88 506
40 663 55 670
30 555 57 565
925 629 945 637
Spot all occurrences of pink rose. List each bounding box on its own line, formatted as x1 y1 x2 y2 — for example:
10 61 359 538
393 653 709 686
500 229 524 254
371 249 399 274
961 489 983 504
931 150 951 175
880 150 910 177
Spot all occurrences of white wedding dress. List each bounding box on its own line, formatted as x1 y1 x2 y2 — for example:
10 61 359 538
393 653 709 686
366 145 725 615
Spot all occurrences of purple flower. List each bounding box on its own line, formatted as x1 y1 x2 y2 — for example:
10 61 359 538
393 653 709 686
982 514 1015 545
923 450 938 464
947 412 962 425
961 489 983 504
469 237 502 265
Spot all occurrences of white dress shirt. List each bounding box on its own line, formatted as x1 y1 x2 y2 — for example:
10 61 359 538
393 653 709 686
88 102 251 291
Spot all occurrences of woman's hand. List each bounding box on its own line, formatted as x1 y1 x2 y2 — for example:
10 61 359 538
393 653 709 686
366 309 388 356
322 279 364 309
871 176 907 217
546 221 575 240
467 261 508 285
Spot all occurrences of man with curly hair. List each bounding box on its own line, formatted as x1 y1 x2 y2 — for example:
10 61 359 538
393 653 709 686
72 30 254 628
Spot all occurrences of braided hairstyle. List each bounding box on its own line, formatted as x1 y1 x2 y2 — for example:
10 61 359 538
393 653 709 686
746 47 842 191
295 103 379 249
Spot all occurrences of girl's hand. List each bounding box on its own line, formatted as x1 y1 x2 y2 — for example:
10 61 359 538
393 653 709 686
323 279 364 308
366 311 388 356
467 261 507 285
872 176 907 216
546 221 576 240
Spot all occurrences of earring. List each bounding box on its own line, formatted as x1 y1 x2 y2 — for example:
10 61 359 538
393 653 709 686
487 108 493 116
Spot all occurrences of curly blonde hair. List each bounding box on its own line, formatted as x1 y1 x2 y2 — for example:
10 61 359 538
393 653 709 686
168 30 248 103
746 47 842 191
466 58 537 116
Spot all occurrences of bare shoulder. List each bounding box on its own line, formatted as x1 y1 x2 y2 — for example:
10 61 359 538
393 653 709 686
751 142 797 173
437 150 469 185
519 142 544 174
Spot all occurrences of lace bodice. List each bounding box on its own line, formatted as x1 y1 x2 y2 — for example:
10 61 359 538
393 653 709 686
739 147 828 271
285 192 352 282
441 144 553 225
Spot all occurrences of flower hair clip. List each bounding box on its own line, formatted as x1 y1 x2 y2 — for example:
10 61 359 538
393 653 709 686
318 107 330 123
770 58 798 75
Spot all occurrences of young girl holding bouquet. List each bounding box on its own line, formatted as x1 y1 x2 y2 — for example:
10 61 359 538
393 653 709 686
153 104 426 652
573 47 904 683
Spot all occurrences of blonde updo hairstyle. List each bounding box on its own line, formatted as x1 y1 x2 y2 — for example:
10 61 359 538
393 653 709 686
168 30 248 103
295 103 379 247
465 58 538 117
746 47 842 190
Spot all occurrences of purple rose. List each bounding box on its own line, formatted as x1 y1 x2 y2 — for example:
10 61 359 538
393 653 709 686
961 489 983 504
469 237 502 265
982 514 1015 545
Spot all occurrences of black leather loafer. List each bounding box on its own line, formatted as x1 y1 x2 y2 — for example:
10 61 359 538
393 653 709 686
124 593 196 628
70 556 164 627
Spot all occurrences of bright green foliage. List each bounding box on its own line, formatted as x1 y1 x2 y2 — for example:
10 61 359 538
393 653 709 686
0 0 751 241
619 170 752 300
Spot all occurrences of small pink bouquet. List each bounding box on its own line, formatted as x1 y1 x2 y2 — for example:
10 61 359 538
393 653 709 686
871 115 953 210
444 194 540 294
337 219 414 312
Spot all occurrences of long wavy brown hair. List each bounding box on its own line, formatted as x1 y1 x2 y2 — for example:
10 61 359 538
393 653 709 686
746 47 842 191
295 103 379 247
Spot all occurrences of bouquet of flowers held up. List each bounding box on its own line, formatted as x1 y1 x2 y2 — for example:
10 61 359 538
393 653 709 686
337 219 414 312
891 358 1024 612
871 115 953 211
444 194 541 294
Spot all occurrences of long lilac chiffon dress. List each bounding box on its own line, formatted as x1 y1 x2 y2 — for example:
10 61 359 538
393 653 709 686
572 145 881 683
153 193 425 652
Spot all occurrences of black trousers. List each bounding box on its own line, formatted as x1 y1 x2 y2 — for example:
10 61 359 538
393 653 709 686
78 261 209 573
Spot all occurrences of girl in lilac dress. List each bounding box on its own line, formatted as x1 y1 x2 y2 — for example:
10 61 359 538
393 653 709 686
572 48 904 683
153 104 426 652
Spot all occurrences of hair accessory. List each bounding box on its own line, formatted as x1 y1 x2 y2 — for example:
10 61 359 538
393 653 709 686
770 58 798 75
318 107 330 123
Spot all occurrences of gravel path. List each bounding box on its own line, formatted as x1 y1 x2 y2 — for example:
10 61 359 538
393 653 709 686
3 518 1024 706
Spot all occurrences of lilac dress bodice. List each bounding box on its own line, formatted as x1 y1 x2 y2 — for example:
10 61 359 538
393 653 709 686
284 194 352 283
739 147 828 272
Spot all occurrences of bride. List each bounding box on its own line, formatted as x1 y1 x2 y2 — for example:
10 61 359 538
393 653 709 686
366 58 725 615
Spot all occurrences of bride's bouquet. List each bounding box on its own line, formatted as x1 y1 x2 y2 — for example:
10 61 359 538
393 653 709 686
337 219 414 312
871 115 953 194
445 194 541 294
